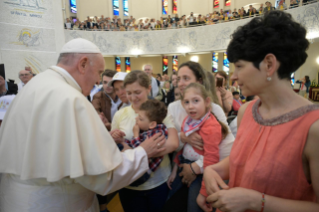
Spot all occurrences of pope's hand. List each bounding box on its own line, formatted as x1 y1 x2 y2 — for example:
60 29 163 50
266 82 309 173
140 132 166 158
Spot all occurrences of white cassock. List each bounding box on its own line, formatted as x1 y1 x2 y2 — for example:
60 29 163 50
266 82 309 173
0 66 149 212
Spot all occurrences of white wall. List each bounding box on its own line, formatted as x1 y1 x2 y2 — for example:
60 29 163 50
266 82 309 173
77 0 111 21
0 0 65 82
179 0 211 17
294 41 319 88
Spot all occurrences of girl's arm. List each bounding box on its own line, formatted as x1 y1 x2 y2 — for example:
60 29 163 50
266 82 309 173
198 121 223 196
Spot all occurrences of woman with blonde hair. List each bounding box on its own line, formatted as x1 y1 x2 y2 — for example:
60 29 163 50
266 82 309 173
111 70 178 212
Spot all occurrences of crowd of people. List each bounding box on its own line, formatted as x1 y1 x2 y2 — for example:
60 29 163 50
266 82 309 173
64 0 316 31
0 9 318 212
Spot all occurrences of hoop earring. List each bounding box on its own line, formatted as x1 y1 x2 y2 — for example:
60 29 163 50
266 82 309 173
267 77 272 81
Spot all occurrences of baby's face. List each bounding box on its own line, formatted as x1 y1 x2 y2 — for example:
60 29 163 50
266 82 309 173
136 110 152 131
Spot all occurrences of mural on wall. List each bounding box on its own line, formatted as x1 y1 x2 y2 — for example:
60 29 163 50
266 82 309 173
93 33 112 53
0 0 60 82
0 23 56 52
0 0 54 28
63 2 319 56
17 28 43 47
4 0 45 11
1 50 57 80
296 6 319 38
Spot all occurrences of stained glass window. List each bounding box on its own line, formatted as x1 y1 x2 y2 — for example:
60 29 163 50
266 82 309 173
212 52 218 72
225 0 231 6
163 56 168 74
214 0 219 8
223 52 229 74
115 57 121 72
173 55 178 72
113 0 119 16
123 0 129 16
162 0 168 15
70 0 77 13
125 57 131 73
173 0 178 14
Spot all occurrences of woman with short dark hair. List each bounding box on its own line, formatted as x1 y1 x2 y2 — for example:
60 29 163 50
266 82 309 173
201 11 319 212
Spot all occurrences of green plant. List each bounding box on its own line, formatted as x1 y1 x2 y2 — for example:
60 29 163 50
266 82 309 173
310 79 319 88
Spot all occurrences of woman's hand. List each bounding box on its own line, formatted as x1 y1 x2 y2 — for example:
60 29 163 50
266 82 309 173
180 132 203 150
179 163 197 187
207 187 260 212
167 164 178 190
218 87 227 98
110 129 126 144
197 193 213 212
204 166 229 195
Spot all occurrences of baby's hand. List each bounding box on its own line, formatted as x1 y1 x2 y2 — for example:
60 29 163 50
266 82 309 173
133 124 140 138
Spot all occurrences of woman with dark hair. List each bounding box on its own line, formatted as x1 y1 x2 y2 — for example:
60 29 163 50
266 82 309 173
296 75 311 98
165 61 234 211
201 11 319 212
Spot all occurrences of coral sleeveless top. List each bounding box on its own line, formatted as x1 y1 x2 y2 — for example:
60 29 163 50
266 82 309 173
228 100 319 208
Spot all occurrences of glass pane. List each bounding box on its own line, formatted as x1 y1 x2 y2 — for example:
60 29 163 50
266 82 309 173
70 0 77 13
173 0 178 14
162 0 168 15
125 57 131 73
115 57 121 72
173 55 178 72
212 52 218 73
113 0 119 16
163 56 168 74
223 52 229 74
214 0 219 8
123 0 129 16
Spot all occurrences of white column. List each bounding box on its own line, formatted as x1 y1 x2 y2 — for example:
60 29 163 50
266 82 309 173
108 0 113 18
219 0 225 11
178 0 182 17
208 0 214 14
128 0 133 18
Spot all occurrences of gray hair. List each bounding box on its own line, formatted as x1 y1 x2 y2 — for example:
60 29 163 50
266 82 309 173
57 53 95 66
143 64 153 71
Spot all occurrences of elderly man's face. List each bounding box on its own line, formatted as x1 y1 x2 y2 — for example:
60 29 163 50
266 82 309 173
82 54 105 96
144 65 152 77
19 70 33 84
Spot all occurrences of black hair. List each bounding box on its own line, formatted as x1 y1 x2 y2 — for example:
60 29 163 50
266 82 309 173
305 76 310 83
246 96 255 102
232 91 240 96
227 10 309 80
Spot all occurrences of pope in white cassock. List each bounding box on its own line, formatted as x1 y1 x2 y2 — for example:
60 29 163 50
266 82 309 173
0 38 166 211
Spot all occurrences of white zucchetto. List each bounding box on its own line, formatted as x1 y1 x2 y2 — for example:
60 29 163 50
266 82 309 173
60 38 101 54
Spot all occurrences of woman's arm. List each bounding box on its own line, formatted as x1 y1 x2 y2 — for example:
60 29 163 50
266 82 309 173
221 90 233 114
